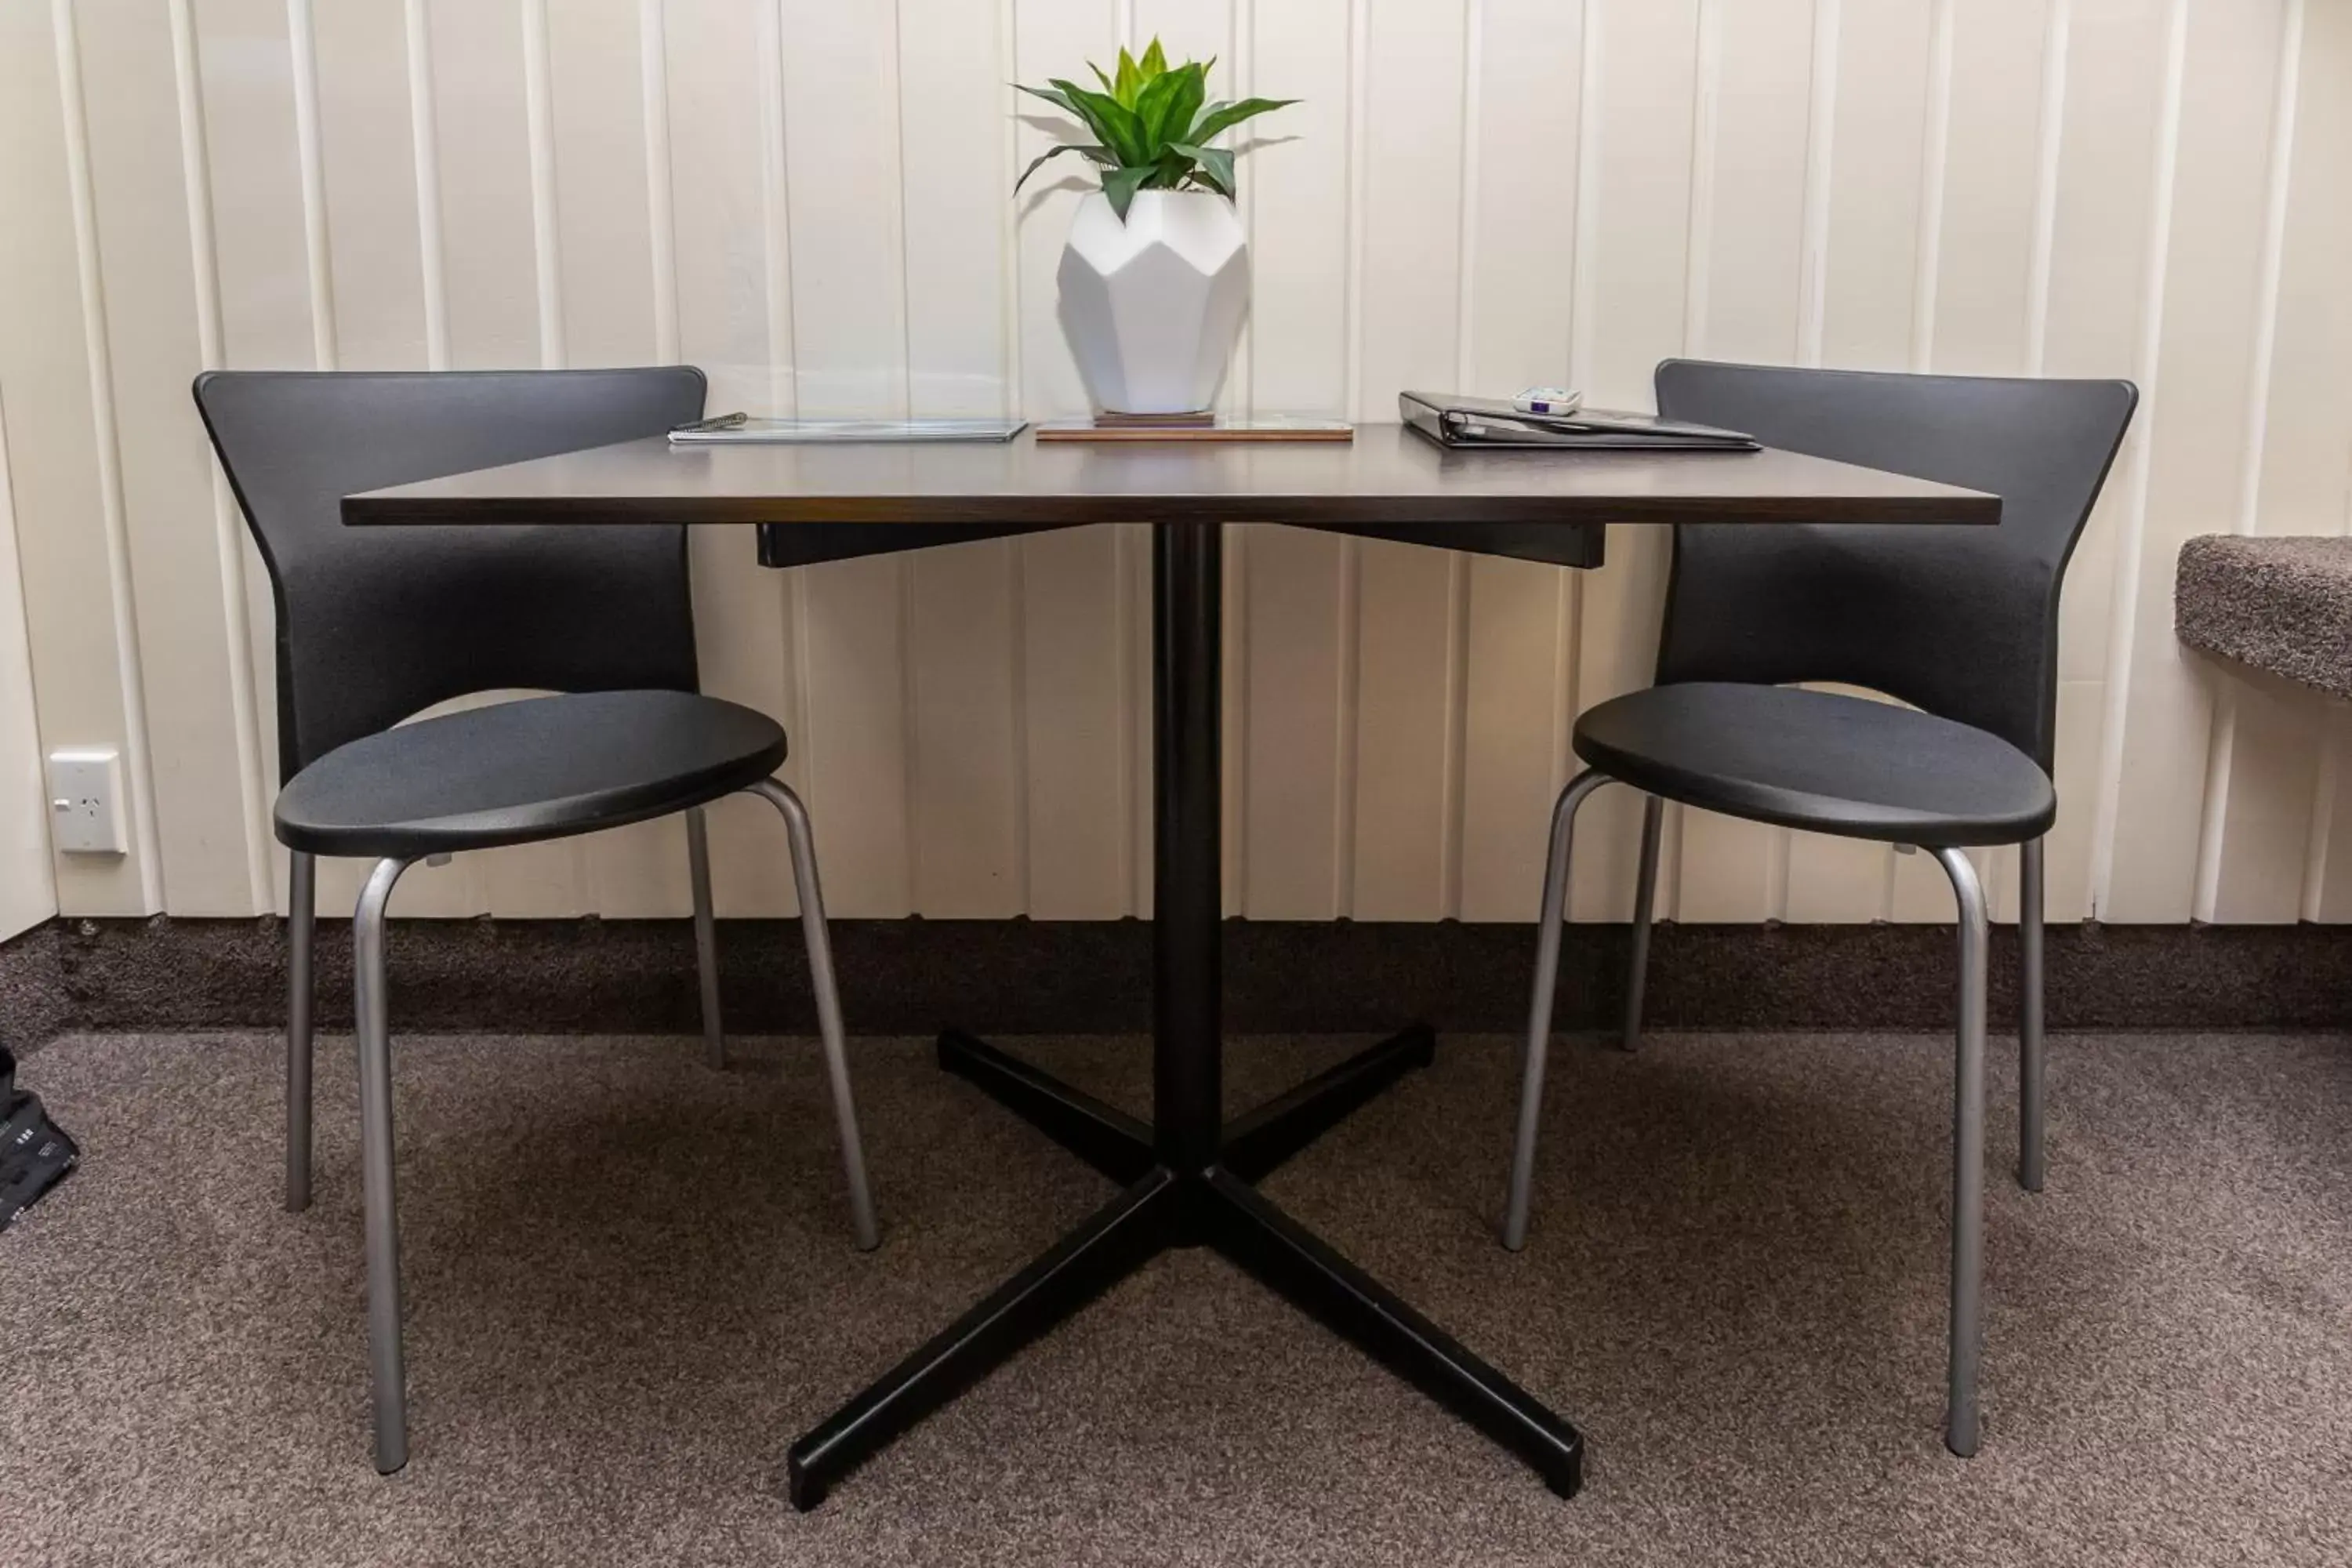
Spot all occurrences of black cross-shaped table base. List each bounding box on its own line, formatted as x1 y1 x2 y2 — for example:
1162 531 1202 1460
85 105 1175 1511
786 1022 1584 1508
783 521 1584 1509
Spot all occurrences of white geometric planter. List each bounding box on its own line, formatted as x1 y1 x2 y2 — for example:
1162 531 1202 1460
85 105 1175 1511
1056 189 1250 416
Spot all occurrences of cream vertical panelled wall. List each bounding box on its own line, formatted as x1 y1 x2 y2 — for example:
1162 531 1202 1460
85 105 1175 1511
1 0 2348 933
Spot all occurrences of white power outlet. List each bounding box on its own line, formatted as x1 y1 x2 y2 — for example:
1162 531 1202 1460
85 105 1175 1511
48 749 127 855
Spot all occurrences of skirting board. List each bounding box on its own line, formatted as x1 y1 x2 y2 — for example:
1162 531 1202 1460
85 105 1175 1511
5 915 2351 1054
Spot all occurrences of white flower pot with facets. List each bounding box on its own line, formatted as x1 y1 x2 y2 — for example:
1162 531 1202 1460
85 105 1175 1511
1056 188 1249 416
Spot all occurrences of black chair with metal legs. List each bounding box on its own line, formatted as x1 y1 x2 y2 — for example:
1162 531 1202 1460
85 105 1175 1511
1503 359 2136 1457
194 367 879 1475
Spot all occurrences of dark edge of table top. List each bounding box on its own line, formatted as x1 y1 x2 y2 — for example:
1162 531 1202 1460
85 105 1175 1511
343 423 2002 532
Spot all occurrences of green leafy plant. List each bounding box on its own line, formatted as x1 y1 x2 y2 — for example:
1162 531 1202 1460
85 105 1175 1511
1014 38 1297 221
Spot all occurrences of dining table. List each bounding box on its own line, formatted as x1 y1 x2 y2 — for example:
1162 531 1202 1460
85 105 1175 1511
347 420 1999 1508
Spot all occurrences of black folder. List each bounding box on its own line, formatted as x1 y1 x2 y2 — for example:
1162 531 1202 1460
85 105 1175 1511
1400 391 1758 451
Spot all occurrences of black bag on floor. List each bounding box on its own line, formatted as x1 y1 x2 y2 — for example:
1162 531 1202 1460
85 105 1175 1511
0 1046 78 1232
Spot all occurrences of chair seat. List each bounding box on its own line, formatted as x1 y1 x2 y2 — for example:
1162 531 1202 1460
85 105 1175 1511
1573 681 2054 846
274 690 787 858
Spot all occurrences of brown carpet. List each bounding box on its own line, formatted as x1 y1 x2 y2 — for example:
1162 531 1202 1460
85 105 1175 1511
2 1027 2347 1566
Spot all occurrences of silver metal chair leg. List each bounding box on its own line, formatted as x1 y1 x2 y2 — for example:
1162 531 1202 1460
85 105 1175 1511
287 851 317 1213
1621 793 1664 1052
354 855 417 1474
1931 846 1989 1458
1503 768 1613 1253
746 778 880 1252
687 806 725 1069
2018 837 2046 1193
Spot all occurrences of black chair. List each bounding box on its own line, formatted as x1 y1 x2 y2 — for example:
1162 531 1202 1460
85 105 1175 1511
194 367 878 1475
1503 360 2136 1457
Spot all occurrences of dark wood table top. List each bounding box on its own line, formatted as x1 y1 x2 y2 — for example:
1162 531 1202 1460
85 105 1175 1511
347 421 1996 524
345 421 1998 571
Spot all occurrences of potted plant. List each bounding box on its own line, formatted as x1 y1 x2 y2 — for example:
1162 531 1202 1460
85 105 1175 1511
1017 41 1295 416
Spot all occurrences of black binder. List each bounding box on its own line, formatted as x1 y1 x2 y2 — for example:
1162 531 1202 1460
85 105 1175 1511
1400 391 1759 451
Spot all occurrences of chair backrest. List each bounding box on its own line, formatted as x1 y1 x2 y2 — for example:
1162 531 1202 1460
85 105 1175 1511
1651 359 2136 771
194 367 708 780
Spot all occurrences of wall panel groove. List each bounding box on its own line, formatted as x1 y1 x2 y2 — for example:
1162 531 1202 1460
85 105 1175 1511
167 0 274 913
521 0 562 367
285 0 336 370
639 0 678 364
1908 0 1955 373
2199 0 2312 925
402 0 447 369
1795 0 1838 368
2022 0 2070 376
2082 0 2185 918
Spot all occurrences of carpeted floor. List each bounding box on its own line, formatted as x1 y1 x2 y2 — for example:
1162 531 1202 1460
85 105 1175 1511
2 1027 2347 1566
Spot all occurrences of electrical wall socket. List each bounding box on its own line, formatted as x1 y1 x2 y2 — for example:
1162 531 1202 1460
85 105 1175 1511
47 749 127 855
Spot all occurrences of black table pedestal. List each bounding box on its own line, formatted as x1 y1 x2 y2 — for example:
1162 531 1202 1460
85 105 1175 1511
785 522 1586 1510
